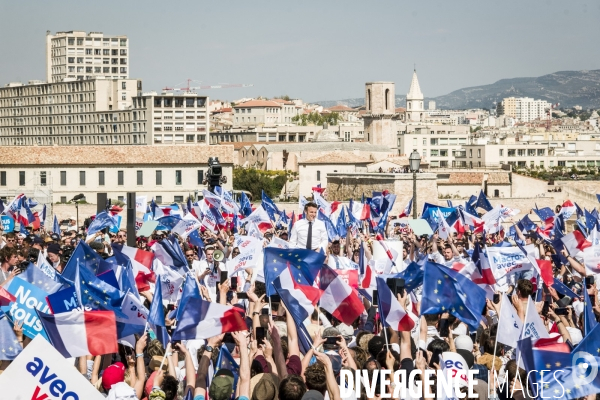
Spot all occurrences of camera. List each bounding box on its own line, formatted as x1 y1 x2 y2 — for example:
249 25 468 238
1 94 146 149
204 157 227 193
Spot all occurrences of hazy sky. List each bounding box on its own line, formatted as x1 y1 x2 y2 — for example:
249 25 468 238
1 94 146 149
1 0 599 103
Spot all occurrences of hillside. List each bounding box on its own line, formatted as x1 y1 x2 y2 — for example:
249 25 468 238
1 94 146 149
315 69 600 110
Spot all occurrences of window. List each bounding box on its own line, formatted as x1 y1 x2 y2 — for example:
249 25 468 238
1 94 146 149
99 171 105 186
537 149 545 156
477 149 481 158
508 149 516 157
430 149 439 156
19 171 25 186
0 171 5 186
60 171 67 185
175 170 182 185
440 150 448 157
79 171 86 186
60 196 67 203
499 149 504 156
174 196 184 203
137 170 143 185
118 170 124 185
317 170 321 181
528 149 536 157
517 149 525 156
40 171 47 186
469 149 472 157
430 138 438 145
156 170 162 185
121 82 127 90
198 170 204 185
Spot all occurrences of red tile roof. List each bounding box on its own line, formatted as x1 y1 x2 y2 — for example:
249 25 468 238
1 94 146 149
234 100 282 108
326 105 355 112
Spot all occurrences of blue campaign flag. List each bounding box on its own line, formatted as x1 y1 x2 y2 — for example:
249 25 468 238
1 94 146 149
0 198 4 215
393 261 423 293
584 287 598 336
447 200 453 208
576 219 589 237
239 192 252 217
1 215 14 232
188 229 205 249
261 190 279 221
74 261 127 319
187 197 193 215
336 207 347 239
155 235 188 269
52 215 60 234
109 215 122 234
215 345 240 392
87 211 118 236
347 200 359 228
376 207 389 233
148 277 170 348
421 203 458 231
464 201 478 216
278 209 289 225
19 223 28 235
1 278 50 340
597 194 600 203
61 241 104 280
381 193 396 216
0 311 22 360
475 190 493 212
421 261 487 331
288 211 295 234
575 202 585 219
263 247 326 296
318 210 339 242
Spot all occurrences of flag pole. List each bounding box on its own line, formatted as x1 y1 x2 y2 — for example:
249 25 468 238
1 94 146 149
158 342 171 372
490 295 503 398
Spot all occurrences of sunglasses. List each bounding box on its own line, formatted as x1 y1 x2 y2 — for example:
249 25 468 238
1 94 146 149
6 239 15 242
185 253 194 257
117 235 126 238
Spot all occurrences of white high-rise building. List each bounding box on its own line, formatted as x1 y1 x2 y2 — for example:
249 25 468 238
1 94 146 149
46 31 129 83
499 97 550 123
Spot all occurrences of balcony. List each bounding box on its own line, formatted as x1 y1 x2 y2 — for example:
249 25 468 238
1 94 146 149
452 151 467 158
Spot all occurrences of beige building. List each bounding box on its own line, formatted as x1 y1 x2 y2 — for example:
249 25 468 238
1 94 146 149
0 78 143 146
397 125 472 167
405 70 425 123
363 81 398 150
232 99 300 127
498 97 550 122
298 152 371 197
0 145 233 204
133 92 209 145
46 31 129 83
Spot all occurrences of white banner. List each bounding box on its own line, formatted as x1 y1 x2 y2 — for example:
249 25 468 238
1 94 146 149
227 249 261 277
583 245 600 275
0 335 105 399
486 244 535 280
173 213 202 238
136 196 147 213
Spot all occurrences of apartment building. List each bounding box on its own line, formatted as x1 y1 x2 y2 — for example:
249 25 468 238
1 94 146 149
133 93 209 145
498 97 550 122
232 99 300 127
46 31 129 83
0 78 143 146
396 124 472 168
463 136 600 169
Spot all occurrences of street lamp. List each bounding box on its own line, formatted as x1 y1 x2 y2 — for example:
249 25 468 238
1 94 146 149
70 193 85 231
409 150 421 219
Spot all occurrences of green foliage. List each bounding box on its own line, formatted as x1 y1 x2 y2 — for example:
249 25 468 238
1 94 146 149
233 167 287 199
292 111 341 126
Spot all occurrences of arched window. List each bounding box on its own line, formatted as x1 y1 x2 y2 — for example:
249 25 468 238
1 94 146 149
385 89 389 110
367 89 371 111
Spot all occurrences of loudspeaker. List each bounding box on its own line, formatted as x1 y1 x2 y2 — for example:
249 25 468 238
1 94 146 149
127 192 136 247
213 250 225 262
97 193 107 214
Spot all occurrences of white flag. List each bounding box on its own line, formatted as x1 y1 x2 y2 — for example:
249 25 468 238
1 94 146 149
154 260 185 302
437 209 453 240
136 196 147 213
521 297 549 340
496 293 523 348
172 213 202 238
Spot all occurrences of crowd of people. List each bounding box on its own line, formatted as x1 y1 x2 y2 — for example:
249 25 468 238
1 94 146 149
0 190 599 400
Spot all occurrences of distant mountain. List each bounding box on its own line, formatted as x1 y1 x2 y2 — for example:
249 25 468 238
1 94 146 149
315 69 600 110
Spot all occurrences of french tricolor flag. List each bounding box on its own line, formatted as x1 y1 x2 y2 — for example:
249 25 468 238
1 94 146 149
119 245 156 292
349 199 370 221
559 200 576 220
171 297 247 340
375 233 395 263
561 230 591 255
375 277 417 331
319 265 364 325
241 205 272 233
398 198 413 218
37 310 118 358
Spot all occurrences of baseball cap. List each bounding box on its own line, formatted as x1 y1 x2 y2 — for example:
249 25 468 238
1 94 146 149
50 233 60 241
102 362 125 390
454 335 474 352
47 243 61 255
302 390 325 400
209 376 234 400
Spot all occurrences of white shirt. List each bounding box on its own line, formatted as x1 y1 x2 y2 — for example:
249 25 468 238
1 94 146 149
289 218 328 251
327 254 353 270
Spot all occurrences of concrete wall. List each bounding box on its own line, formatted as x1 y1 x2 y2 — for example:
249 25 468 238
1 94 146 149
326 172 437 215
299 164 367 198
438 184 482 198
511 174 548 198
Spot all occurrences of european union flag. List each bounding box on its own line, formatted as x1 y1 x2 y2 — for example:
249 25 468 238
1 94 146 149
74 260 127 319
464 201 478 216
318 210 339 242
393 261 423 293
61 241 104 280
533 205 555 223
18 263 65 294
552 278 579 300
475 190 493 212
215 345 240 392
157 215 182 230
52 215 61 234
376 208 389 233
288 211 295 234
188 229 205 249
585 209 599 233
0 311 21 360
336 207 347 239
110 252 141 299
239 192 252 217
148 277 170 348
261 190 279 221
87 211 118 236
263 247 326 296
421 261 486 331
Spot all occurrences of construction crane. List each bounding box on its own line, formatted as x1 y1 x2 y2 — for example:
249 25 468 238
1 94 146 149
163 79 253 93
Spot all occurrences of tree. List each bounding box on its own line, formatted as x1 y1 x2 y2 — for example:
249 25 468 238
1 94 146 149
232 167 287 199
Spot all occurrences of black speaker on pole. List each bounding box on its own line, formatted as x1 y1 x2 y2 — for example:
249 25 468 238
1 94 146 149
127 192 136 247
97 193 108 215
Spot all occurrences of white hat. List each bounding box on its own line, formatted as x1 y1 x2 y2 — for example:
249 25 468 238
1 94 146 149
566 327 583 345
337 323 354 338
454 334 474 352
452 324 467 336
573 300 584 317
69 216 76 220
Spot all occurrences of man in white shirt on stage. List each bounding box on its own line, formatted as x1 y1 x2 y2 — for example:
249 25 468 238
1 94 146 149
289 202 328 252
